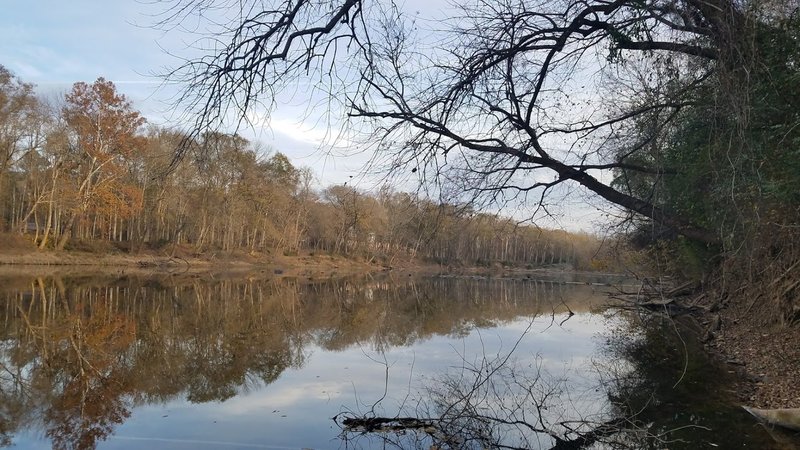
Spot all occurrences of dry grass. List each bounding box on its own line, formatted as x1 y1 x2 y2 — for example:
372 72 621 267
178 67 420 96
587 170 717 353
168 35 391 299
0 232 36 253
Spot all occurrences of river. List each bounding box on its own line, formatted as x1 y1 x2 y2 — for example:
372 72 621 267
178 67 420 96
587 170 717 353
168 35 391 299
0 271 791 449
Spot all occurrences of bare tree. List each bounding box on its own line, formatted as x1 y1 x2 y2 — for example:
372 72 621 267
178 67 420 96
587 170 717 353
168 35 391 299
157 0 778 244
0 65 44 178
0 65 49 231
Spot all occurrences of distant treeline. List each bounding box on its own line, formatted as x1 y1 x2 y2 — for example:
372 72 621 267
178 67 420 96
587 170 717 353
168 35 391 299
0 68 605 269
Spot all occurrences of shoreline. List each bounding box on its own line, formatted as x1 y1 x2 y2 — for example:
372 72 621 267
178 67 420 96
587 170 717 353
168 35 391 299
701 300 800 410
656 282 800 414
0 251 389 279
0 249 626 279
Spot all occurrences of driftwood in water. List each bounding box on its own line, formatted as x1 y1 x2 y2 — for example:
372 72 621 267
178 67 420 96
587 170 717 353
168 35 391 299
338 414 626 449
340 416 434 433
743 406 800 432
611 295 701 316
610 279 704 317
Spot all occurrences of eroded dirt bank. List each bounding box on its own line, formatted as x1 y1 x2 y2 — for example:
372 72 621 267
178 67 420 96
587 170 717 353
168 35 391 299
596 278 799 414
703 298 800 409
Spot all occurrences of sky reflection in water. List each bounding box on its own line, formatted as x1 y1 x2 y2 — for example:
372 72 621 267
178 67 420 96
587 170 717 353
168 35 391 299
104 315 605 450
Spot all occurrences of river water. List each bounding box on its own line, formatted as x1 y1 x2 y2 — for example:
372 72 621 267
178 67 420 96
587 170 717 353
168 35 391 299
0 271 791 449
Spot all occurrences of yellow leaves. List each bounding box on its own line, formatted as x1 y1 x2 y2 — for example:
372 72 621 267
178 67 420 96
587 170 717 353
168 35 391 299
79 308 136 358
90 182 144 219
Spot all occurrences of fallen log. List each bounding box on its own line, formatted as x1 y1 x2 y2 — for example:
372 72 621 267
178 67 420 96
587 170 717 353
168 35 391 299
743 406 800 431
665 280 700 297
337 414 627 449
339 416 434 433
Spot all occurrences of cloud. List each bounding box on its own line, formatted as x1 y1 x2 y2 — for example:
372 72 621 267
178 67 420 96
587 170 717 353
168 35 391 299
218 381 349 415
7 60 43 80
244 110 353 149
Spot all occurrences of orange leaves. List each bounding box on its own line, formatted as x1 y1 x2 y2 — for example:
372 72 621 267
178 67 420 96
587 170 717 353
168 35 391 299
59 78 147 241
63 78 146 161
43 302 136 450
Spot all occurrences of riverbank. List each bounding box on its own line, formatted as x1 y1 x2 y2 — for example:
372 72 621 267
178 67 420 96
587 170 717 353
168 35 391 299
702 294 800 410
0 248 395 278
0 233 618 280
0 233 388 277
607 278 800 416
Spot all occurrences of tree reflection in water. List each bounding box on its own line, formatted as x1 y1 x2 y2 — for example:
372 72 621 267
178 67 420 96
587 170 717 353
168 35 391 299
0 273 599 449
43 305 136 450
338 309 790 449
337 319 624 450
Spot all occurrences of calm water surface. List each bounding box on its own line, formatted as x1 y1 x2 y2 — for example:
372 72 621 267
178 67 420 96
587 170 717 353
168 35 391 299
0 271 792 449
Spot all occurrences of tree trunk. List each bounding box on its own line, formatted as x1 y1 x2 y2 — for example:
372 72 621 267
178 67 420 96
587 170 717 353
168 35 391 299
56 213 77 250
551 162 719 245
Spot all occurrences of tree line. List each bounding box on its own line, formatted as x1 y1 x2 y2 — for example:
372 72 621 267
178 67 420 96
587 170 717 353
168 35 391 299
0 67 605 269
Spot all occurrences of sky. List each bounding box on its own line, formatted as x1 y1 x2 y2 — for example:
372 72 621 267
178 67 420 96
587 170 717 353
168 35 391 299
0 0 376 185
0 0 613 232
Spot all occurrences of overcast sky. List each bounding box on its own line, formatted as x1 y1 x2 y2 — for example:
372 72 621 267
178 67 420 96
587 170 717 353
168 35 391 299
1 0 612 231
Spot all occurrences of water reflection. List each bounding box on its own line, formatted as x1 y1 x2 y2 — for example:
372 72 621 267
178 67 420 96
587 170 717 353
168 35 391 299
0 273 789 449
0 273 605 449
600 313 800 449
